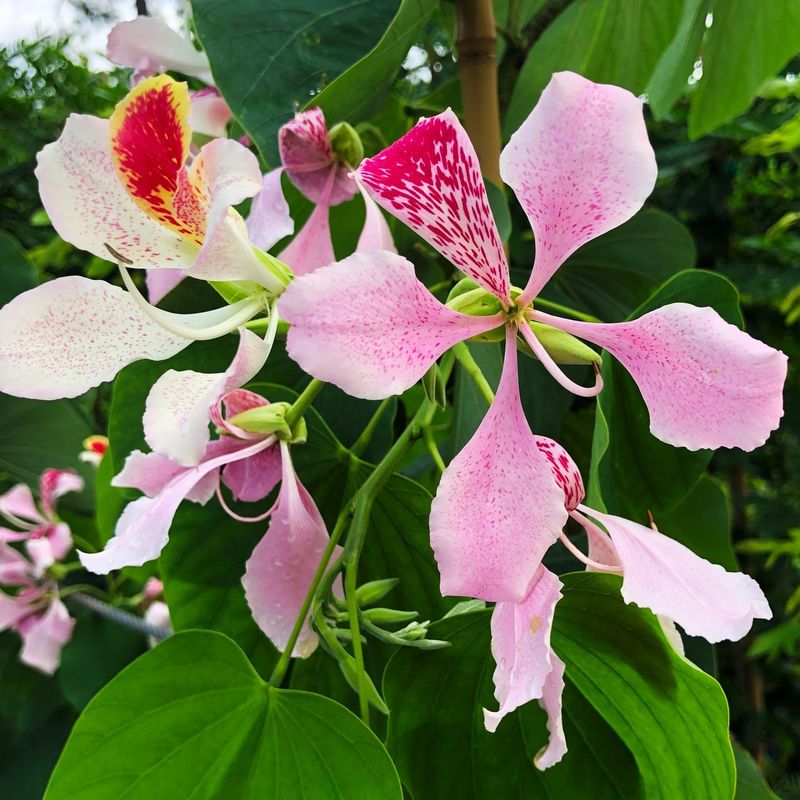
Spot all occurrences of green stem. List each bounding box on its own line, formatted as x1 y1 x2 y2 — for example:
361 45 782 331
345 562 370 723
422 426 446 473
285 378 325 428
350 398 393 459
534 297 601 323
453 341 495 405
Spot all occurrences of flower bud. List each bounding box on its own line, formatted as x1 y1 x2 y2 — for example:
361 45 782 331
522 321 601 366
362 607 419 625
355 577 399 606
228 402 293 439
329 121 364 167
338 655 389 714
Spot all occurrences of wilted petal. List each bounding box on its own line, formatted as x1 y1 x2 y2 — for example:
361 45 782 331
82 436 275 572
0 484 44 526
39 468 84 517
143 327 272 465
356 183 396 253
0 277 190 400
279 202 335 276
541 303 788 451
35 113 196 268
222 445 282 502
246 168 294 251
189 88 232 139
484 566 563 733
578 505 772 643
501 72 657 303
18 598 75 675
243 443 342 657
280 108 355 205
430 329 567 601
280 251 501 400
107 17 213 83
534 656 567 769
358 109 510 301
146 268 186 305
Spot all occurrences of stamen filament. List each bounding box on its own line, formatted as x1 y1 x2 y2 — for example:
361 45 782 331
519 322 603 397
215 482 274 523
558 530 620 572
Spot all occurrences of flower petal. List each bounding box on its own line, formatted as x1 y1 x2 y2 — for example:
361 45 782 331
146 268 186 304
0 543 33 585
246 168 294 252
280 251 501 400
39 468 84 517
280 108 355 205
82 436 275 572
429 328 567 601
356 183 396 253
27 522 73 577
358 109 509 301
0 484 44 526
534 655 567 770
542 303 788 451
532 436 584 512
189 88 232 139
107 17 213 83
243 443 342 657
483 566 563 733
279 202 335 276
0 277 191 400
18 598 75 675
35 113 197 268
143 327 272 465
500 72 657 303
221 445 282 502
0 591 34 630
578 506 772 643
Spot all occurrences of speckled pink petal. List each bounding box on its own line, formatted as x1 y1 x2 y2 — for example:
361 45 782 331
146 269 186 305
0 277 191 400
500 72 657 304
279 202 335 276
18 598 75 675
221 444 282 502
107 17 213 83
534 655 567 769
532 436 584 512
35 114 197 269
279 108 356 206
246 168 294 252
189 88 232 139
280 251 502 400
82 436 275 572
356 183 396 253
358 109 509 301
541 303 788 451
0 484 44 526
243 443 342 657
39 468 84 518
429 328 567 601
484 566 563 733
579 505 772 643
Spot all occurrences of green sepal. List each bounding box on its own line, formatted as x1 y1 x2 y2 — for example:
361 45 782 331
329 121 365 167
227 402 292 439
422 363 447 408
521 321 602 366
253 247 294 290
210 280 266 304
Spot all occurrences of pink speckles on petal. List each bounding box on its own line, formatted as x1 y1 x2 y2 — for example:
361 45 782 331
280 251 502 400
358 109 509 302
356 182 396 254
543 303 788 451
500 72 657 304
533 436 584 512
429 328 567 601
0 277 190 400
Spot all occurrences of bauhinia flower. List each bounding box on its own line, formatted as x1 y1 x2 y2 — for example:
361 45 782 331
480 436 771 768
0 74 291 400
0 468 83 576
247 107 394 275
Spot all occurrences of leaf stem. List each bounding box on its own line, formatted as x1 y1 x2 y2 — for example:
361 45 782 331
453 341 495 405
350 398 394 459
285 378 325 428
534 296 602 323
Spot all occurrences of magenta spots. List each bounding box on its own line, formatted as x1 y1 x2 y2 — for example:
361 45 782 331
534 436 584 511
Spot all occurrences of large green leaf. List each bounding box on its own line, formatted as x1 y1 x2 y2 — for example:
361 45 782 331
44 631 402 800
688 0 800 138
589 270 742 517
505 0 683 136
0 232 37 306
733 741 781 800
192 0 401 164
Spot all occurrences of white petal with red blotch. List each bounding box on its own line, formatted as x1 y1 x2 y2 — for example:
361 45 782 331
246 168 294 252
146 268 186 305
0 277 191 400
107 17 213 83
579 506 772 643
143 327 272 465
500 72 657 303
279 203 335 276
243 443 342 657
222 445 282 503
429 329 567 601
358 109 510 302
18 598 75 675
356 183 396 254
280 251 502 400
82 436 275 573
532 436 584 512
35 114 196 268
0 484 43 526
483 566 563 733
279 108 355 206
543 303 788 451
189 88 232 139
39 468 84 518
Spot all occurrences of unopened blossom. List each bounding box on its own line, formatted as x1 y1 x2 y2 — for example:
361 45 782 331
141 577 172 647
0 75 290 401
79 435 109 468
481 436 770 768
247 107 394 275
280 71 787 603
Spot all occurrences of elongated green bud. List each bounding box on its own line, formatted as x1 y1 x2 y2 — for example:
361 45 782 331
355 578 399 606
338 656 389 714
362 608 419 625
329 121 364 167
228 402 292 439
522 321 601 366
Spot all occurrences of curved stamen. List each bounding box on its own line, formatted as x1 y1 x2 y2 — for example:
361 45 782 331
557 530 620 573
215 482 274 524
118 263 264 340
519 322 603 397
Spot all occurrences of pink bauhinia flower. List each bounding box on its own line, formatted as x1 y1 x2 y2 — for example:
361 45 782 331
481 436 771 768
247 107 395 275
0 468 83 576
0 75 291 401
